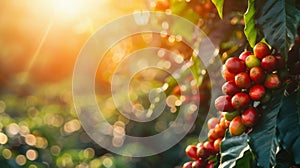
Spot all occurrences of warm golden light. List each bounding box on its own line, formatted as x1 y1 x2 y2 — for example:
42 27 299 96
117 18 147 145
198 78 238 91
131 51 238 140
1 0 148 84
52 0 85 20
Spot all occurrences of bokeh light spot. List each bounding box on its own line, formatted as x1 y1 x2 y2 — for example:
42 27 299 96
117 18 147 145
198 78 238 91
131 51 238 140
64 119 81 134
0 132 8 144
89 159 102 168
26 149 38 161
19 125 30 136
51 145 61 156
2 149 12 159
25 134 36 146
7 123 20 136
162 21 169 30
28 165 38 168
16 154 27 166
166 95 178 107
102 157 113 168
83 148 95 159
35 136 48 149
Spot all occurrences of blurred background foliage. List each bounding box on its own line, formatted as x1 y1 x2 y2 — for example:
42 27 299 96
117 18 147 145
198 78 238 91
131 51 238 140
0 0 248 167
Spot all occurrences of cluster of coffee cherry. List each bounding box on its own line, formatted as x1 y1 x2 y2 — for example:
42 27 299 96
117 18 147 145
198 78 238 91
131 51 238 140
183 116 229 168
182 42 287 167
215 42 286 136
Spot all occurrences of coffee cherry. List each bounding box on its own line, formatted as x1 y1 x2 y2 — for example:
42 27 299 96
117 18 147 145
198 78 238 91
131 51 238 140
213 138 223 152
223 110 240 121
241 107 259 127
196 142 204 149
208 129 219 142
219 117 230 129
203 141 216 155
206 161 214 168
192 159 206 168
185 145 199 160
207 117 219 130
222 81 241 96
239 51 253 62
249 85 266 101
197 145 208 159
231 92 251 110
245 55 261 68
225 57 246 74
235 72 252 89
264 74 281 89
253 42 270 59
214 124 226 138
229 116 246 136
250 66 265 83
261 55 277 71
215 95 234 112
222 66 236 81
183 161 193 168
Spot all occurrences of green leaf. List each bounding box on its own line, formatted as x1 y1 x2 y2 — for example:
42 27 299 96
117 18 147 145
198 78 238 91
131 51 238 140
244 0 257 48
235 150 255 168
292 137 300 164
219 131 252 168
249 89 285 168
277 90 300 165
212 0 224 19
255 0 300 58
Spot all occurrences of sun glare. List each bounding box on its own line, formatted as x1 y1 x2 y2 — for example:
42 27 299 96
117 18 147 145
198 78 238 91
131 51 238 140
52 0 85 20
